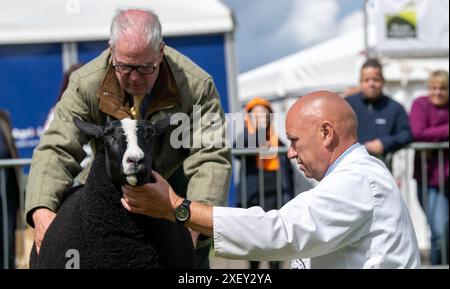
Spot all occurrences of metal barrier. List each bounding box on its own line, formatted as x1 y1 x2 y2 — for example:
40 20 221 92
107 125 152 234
0 158 31 269
392 142 449 265
232 147 289 210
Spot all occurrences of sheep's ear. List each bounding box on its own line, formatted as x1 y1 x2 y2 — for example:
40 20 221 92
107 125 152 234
153 115 172 135
73 116 104 139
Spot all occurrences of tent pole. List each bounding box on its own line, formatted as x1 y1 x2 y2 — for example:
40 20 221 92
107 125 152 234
363 0 369 58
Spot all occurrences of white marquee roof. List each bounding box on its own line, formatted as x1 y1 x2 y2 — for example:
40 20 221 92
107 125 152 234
0 0 234 44
238 25 449 102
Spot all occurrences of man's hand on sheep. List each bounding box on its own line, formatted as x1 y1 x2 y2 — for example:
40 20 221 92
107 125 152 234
121 170 182 222
32 208 56 254
121 170 214 238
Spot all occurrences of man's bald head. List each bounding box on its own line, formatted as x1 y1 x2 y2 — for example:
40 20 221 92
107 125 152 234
285 90 358 181
287 90 358 142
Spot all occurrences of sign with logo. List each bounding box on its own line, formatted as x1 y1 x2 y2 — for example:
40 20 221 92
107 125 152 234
385 1 417 39
374 0 449 56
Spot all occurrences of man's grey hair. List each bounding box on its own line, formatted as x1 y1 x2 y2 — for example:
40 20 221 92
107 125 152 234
110 8 162 51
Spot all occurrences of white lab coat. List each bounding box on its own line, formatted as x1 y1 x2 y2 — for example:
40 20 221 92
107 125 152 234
213 146 421 268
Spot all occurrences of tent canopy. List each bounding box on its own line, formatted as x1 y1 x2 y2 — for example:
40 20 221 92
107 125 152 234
238 27 374 101
238 25 448 102
0 0 234 44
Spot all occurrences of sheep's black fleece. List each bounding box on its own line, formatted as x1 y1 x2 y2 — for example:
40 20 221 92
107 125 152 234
29 152 196 269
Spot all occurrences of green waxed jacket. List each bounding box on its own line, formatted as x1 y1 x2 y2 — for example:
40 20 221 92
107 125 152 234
25 46 231 226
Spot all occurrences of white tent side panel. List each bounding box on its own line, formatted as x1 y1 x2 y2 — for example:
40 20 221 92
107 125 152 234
238 24 448 103
238 27 376 102
0 0 234 44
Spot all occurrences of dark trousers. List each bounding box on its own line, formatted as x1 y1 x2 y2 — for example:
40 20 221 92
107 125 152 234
417 185 449 265
195 244 211 269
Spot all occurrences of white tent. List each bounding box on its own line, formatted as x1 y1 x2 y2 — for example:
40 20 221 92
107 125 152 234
238 27 373 102
238 25 448 105
0 0 233 44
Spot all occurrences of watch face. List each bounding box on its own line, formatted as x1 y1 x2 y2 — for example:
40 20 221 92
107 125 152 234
175 206 189 222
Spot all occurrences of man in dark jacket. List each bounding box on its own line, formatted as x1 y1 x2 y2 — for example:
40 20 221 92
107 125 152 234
0 109 21 268
346 58 412 164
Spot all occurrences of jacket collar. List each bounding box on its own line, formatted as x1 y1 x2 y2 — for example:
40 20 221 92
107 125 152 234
325 143 362 177
97 51 181 120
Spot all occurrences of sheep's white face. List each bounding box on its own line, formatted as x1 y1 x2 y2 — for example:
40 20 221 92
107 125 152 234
102 119 156 186
120 119 146 185
74 117 171 187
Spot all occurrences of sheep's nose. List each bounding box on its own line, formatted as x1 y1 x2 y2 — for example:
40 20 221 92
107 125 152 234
126 156 144 166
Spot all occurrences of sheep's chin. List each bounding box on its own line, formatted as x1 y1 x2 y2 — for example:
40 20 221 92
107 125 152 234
126 175 138 186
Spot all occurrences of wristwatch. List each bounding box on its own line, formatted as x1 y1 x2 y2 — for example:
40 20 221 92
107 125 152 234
174 199 191 225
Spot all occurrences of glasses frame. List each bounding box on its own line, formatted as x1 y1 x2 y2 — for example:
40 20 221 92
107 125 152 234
112 62 158 75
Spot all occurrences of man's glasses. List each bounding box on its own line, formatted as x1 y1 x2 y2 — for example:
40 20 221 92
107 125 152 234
113 62 158 75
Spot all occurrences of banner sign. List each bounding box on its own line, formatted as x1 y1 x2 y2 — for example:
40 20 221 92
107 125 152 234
374 0 449 56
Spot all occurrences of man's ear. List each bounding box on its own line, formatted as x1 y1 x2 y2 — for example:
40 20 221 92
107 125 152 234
73 116 104 139
158 42 165 63
321 121 334 148
153 115 172 136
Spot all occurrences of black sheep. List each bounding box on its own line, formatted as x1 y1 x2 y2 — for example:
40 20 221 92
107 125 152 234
29 117 196 269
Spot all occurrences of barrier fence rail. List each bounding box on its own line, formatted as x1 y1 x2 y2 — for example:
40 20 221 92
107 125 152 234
391 141 449 265
0 158 31 269
1 142 448 268
232 147 289 210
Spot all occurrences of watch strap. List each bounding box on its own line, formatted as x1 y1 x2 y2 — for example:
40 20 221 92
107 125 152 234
175 199 191 225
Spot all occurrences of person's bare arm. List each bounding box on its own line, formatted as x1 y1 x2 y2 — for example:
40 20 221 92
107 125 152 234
121 171 213 237
32 208 56 254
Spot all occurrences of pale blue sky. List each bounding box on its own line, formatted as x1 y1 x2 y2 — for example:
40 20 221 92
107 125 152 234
221 0 365 72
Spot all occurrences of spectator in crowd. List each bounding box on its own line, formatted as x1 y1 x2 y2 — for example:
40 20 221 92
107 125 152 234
122 90 421 269
235 97 295 269
409 70 449 265
0 109 20 268
25 9 231 269
346 58 412 166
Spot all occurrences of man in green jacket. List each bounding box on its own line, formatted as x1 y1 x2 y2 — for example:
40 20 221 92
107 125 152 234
25 9 231 268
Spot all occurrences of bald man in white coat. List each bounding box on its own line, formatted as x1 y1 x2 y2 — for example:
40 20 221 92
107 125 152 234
122 90 421 269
